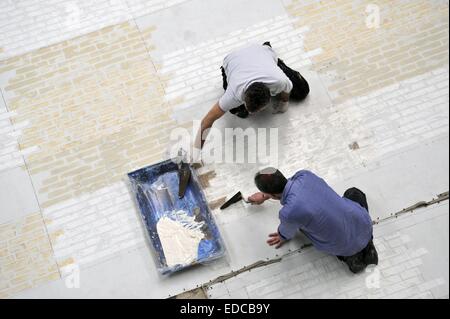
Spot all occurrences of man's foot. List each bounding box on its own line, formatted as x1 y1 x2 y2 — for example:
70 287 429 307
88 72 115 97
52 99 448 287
363 240 379 266
346 255 367 274
338 253 367 274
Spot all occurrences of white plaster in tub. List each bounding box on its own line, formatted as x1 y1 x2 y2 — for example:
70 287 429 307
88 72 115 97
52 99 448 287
157 215 205 267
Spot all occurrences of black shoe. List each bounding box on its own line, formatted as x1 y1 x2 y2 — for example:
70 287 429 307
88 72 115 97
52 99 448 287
346 255 367 274
339 251 367 274
363 240 379 266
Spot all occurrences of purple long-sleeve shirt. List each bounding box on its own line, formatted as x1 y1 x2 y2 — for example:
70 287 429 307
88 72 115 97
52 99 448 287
278 170 373 257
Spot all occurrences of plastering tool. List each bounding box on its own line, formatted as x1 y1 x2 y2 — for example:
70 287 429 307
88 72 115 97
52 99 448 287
177 149 191 199
220 191 249 210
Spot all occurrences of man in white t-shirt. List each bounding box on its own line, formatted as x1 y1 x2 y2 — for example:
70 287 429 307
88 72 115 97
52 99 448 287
195 42 309 149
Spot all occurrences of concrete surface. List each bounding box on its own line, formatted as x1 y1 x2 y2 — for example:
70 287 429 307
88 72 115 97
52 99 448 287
0 0 448 299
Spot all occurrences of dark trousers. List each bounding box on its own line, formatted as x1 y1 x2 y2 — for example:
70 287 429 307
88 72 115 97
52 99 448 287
338 188 378 274
221 42 310 117
263 41 310 101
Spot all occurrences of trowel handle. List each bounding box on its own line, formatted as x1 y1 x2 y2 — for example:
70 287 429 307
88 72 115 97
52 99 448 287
177 148 188 163
241 194 250 204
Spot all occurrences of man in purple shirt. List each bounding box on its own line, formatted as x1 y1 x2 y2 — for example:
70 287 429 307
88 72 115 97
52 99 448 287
248 168 378 274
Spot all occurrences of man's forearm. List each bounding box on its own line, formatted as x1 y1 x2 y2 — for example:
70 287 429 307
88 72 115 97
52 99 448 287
277 228 288 241
195 118 212 149
196 102 224 150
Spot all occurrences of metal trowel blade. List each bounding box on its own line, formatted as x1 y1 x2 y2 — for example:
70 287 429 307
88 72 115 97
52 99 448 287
178 162 191 199
220 192 243 210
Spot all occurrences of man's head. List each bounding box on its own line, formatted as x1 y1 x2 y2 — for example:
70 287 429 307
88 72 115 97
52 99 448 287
254 167 287 199
244 82 271 113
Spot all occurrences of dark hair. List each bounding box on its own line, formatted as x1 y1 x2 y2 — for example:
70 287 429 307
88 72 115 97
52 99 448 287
244 82 271 113
254 167 287 195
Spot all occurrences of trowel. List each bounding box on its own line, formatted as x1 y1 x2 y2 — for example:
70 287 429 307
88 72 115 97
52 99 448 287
220 191 250 210
177 149 191 199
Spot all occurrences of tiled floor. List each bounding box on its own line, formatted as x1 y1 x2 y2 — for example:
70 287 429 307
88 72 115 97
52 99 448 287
207 202 449 299
0 0 448 299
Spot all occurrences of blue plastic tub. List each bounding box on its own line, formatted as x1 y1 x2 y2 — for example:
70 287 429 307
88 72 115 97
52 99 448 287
127 159 225 275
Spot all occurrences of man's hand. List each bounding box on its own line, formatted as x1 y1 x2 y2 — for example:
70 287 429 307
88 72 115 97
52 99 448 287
247 192 268 205
188 146 202 165
267 232 286 249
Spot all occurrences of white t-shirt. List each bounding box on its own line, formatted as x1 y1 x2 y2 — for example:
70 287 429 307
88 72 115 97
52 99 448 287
219 44 293 112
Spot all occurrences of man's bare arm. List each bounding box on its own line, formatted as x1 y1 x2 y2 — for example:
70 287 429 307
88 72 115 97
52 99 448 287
195 102 225 149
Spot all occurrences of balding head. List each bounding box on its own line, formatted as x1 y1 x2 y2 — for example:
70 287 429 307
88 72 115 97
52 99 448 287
254 167 287 196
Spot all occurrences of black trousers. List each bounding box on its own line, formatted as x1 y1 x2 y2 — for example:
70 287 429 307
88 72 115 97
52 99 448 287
263 41 310 101
221 42 310 117
338 188 378 274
